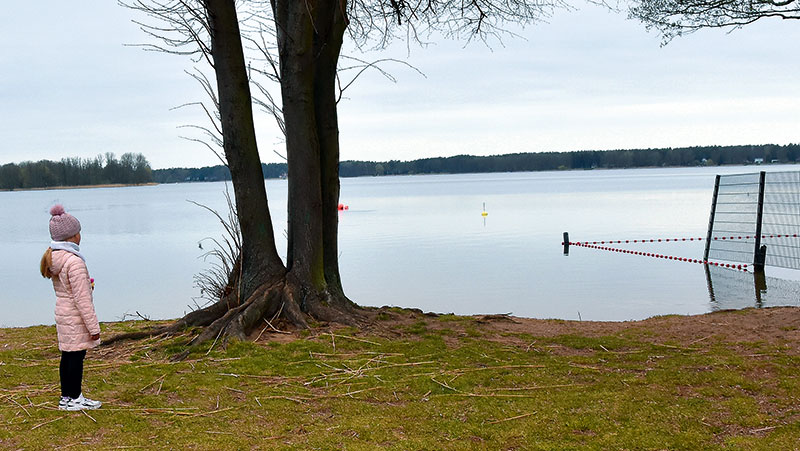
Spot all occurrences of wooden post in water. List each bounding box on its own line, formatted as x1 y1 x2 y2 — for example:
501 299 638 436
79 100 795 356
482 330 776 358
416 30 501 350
703 263 717 304
704 175 721 262
754 245 767 272
754 260 767 307
753 171 767 270
563 232 570 256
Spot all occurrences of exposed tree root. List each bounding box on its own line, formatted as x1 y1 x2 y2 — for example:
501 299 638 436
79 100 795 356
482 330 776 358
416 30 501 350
101 291 242 346
104 275 366 360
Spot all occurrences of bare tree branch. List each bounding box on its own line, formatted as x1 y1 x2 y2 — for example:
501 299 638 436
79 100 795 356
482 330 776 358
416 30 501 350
336 55 426 103
628 0 799 43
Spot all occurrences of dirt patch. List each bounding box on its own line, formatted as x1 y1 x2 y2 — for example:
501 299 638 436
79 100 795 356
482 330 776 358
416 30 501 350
321 306 800 352
92 306 800 359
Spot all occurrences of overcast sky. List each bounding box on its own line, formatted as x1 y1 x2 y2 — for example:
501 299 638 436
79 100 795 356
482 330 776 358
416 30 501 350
1 2 798 169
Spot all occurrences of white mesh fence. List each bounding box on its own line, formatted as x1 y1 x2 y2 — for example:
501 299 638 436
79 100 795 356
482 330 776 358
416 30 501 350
707 171 800 269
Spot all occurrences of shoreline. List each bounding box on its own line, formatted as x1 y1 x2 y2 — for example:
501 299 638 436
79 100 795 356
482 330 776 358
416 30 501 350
1 182 158 192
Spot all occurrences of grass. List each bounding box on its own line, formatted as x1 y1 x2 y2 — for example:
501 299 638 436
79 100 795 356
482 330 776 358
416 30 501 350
1 311 799 450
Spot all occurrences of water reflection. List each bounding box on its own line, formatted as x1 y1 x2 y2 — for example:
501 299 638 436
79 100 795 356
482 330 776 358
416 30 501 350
705 265 800 311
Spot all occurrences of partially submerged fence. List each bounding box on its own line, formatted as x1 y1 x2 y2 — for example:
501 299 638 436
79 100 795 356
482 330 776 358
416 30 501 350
705 171 800 270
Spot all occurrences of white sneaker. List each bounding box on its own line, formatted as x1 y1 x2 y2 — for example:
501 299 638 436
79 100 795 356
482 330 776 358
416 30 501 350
59 394 102 411
58 396 73 411
73 393 101 410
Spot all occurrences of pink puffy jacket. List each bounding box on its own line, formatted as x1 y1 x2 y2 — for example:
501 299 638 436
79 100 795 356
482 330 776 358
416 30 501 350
51 250 101 352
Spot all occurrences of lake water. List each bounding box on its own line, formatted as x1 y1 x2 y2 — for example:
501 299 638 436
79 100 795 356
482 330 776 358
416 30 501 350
3 166 800 328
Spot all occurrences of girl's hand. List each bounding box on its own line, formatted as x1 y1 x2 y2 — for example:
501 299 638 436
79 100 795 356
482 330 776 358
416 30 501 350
91 333 100 341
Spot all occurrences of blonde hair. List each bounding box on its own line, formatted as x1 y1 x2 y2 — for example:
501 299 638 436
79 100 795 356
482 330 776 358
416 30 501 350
40 248 53 279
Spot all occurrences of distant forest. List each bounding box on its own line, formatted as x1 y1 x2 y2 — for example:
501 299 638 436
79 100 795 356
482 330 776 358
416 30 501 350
3 145 797 189
0 153 153 190
152 144 800 183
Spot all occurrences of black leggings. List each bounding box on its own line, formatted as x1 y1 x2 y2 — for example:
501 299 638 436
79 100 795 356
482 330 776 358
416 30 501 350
59 350 86 399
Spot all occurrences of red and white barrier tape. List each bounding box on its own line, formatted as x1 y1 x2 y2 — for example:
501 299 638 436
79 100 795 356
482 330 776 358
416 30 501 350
574 233 799 246
564 241 750 271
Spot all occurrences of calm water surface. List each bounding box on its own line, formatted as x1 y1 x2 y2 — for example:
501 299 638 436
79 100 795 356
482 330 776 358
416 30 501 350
3 166 800 328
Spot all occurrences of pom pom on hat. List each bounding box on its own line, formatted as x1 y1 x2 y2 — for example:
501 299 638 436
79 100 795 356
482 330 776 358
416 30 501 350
49 204 81 241
50 204 65 216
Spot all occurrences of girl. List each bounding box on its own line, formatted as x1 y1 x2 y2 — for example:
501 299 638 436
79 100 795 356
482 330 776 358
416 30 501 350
40 204 102 411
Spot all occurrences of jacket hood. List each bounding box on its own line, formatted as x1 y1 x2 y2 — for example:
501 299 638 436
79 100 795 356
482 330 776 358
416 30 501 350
50 249 74 277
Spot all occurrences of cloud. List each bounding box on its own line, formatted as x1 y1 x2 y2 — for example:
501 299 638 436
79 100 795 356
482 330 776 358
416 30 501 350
1 2 798 168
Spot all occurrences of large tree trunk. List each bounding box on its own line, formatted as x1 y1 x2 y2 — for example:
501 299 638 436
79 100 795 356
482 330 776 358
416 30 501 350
195 0 361 337
274 0 359 324
207 0 285 297
314 0 353 307
275 0 326 293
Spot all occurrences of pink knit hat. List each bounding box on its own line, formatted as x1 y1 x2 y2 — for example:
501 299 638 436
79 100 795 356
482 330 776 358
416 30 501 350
49 204 81 241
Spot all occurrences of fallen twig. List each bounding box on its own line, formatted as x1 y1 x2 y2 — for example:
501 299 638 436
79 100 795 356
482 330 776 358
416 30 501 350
361 361 435 372
689 335 714 345
442 386 583 398
99 407 198 412
447 364 545 374
255 323 270 342
652 343 699 351
81 410 97 423
189 406 236 418
329 334 380 346
569 363 601 371
31 416 65 430
259 395 308 404
311 351 403 358
487 411 536 425
263 318 290 335
7 396 31 417
307 360 436 386
430 377 459 392
340 386 381 398
494 384 580 391
139 374 166 393
85 362 127 370
206 327 224 356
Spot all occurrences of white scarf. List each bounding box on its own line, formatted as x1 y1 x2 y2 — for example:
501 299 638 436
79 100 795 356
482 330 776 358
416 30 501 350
50 241 86 262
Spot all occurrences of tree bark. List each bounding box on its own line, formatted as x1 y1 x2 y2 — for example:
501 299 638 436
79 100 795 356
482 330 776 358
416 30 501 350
273 0 360 323
207 0 286 299
274 0 326 296
314 0 352 306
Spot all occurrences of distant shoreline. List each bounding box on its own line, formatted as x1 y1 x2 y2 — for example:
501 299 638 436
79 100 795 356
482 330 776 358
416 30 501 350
1 182 158 192
150 144 800 183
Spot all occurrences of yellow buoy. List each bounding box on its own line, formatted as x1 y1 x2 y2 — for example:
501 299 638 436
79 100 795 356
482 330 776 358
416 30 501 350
481 202 488 217
481 211 488 217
